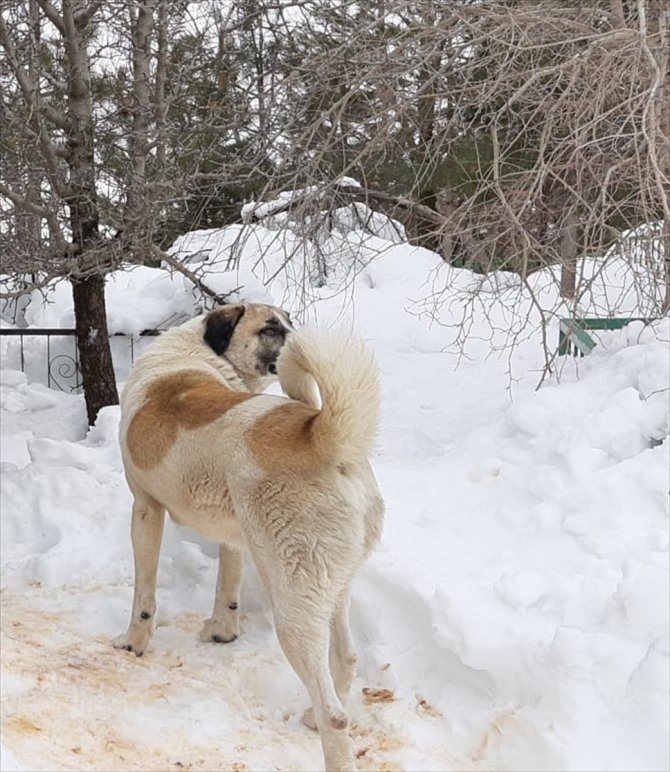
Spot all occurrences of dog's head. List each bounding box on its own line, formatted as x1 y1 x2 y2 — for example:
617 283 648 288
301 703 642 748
203 303 293 380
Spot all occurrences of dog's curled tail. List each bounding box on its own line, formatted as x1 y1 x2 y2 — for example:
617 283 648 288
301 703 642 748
277 328 380 464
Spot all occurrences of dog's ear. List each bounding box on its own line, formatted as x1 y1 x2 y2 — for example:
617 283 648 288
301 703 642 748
203 304 245 355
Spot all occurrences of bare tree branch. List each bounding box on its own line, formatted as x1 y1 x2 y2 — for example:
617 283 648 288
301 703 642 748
34 0 65 35
153 246 241 304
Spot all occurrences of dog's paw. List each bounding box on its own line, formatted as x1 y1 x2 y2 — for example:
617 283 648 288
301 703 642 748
301 707 318 732
199 617 239 644
113 630 151 657
302 706 348 732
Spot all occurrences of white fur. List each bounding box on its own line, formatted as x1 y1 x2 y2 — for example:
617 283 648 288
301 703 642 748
114 310 385 772
277 328 380 464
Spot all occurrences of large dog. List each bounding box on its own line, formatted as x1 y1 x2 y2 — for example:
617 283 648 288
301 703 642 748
114 303 384 771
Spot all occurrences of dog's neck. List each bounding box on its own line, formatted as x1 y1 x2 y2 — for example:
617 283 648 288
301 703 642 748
228 366 272 394
138 317 274 395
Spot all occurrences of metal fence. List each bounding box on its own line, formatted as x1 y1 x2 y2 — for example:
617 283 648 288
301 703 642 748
558 317 655 357
0 328 162 393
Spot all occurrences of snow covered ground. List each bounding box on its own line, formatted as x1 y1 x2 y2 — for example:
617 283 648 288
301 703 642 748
1 210 669 771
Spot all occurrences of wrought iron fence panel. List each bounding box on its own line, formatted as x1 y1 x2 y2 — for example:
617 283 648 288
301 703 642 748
0 328 162 394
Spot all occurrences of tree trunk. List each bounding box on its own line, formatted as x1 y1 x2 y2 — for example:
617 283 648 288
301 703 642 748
62 1 119 425
71 275 119 426
663 219 670 315
658 3 670 313
559 209 580 301
124 0 155 250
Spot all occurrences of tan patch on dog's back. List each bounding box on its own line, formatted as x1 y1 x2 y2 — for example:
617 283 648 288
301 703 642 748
127 370 255 470
247 401 322 473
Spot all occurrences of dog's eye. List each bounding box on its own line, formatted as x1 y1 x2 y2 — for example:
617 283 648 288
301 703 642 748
261 327 281 338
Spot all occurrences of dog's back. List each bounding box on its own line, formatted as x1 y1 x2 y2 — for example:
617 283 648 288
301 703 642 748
120 325 383 535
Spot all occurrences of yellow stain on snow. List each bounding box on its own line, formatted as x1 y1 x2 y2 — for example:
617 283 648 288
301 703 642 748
0 586 432 772
0 589 271 771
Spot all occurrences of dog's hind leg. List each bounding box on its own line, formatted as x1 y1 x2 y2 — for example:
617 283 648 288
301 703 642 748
330 590 357 703
273 598 356 772
200 544 242 643
113 492 165 656
302 589 357 732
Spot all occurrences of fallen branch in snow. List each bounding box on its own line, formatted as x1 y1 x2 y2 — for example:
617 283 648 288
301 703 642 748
246 183 447 232
336 184 446 225
244 183 445 227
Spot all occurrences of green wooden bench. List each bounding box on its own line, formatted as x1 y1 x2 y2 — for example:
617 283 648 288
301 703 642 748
558 317 655 357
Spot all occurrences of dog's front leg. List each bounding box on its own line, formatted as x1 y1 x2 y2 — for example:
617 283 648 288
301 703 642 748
113 494 165 656
200 543 242 643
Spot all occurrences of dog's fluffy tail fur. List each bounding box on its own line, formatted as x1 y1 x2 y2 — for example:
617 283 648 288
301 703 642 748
277 329 380 465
